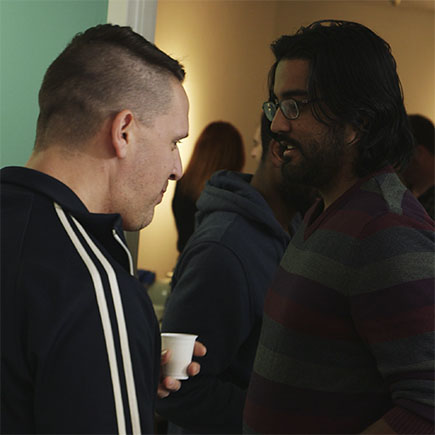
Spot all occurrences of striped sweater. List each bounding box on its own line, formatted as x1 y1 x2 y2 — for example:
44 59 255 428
244 167 435 434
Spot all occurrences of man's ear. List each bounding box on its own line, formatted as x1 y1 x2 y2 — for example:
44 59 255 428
270 139 284 168
111 110 134 159
345 124 359 148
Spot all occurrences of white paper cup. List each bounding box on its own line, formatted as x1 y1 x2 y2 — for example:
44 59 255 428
161 333 198 380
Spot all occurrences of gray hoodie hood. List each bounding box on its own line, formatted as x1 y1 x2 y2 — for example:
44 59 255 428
196 170 291 243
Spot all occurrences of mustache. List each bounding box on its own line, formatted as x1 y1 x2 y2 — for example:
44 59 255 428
272 133 304 160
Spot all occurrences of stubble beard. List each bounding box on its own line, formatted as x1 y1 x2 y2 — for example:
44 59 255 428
280 128 347 191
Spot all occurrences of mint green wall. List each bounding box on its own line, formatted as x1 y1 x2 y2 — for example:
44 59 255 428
0 0 108 167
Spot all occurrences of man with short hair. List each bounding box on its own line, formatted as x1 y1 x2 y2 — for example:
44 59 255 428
1 24 205 434
244 20 434 434
156 114 314 434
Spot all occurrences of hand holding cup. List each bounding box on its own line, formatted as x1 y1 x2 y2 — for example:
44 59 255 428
158 334 207 398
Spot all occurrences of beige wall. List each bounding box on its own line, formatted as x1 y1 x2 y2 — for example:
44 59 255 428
273 1 434 118
138 0 279 277
138 0 434 278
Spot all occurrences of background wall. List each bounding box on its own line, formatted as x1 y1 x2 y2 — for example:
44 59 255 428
138 0 434 278
1 0 432 278
0 0 108 167
273 1 434 118
138 0 278 277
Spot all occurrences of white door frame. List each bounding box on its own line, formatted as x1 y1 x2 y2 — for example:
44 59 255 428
107 0 157 42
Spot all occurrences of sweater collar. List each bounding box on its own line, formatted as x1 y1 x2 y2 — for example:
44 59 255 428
303 165 395 238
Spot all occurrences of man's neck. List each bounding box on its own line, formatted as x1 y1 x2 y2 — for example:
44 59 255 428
319 163 360 210
26 145 111 214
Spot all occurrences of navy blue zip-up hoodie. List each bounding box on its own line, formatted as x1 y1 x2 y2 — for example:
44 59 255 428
157 170 294 434
1 167 160 434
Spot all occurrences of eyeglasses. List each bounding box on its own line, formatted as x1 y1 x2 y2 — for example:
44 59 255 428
262 98 311 122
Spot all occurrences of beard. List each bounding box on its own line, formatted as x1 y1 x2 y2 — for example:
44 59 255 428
278 126 348 190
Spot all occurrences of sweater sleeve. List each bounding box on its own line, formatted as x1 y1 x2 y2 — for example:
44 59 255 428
350 212 435 434
156 240 252 434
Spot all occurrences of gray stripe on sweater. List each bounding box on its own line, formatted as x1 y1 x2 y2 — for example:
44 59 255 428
392 380 435 406
281 243 354 295
254 342 388 393
371 331 435 374
361 172 407 214
282 240 433 296
353 252 434 294
378 173 407 214
260 315 374 368
291 225 433 267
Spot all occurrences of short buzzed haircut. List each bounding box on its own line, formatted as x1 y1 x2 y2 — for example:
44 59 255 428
35 24 185 149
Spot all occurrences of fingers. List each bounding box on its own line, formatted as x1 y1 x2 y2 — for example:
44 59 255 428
160 349 171 365
157 386 170 399
157 376 181 399
158 340 206 399
186 361 200 377
158 362 199 399
193 341 207 357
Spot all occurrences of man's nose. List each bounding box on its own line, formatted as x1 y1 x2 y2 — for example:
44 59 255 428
169 149 183 181
271 108 292 134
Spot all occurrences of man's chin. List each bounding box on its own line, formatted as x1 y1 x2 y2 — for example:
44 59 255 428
282 162 308 184
123 211 155 232
140 213 155 230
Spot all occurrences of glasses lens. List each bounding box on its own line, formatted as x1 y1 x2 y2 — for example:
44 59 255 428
262 102 276 122
281 99 298 120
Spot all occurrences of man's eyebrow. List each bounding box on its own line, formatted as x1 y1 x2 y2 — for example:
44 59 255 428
276 89 309 99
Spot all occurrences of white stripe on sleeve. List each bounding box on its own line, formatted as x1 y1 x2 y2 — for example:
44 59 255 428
54 203 126 435
71 216 141 435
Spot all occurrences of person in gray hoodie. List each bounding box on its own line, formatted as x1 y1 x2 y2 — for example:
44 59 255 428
156 115 315 434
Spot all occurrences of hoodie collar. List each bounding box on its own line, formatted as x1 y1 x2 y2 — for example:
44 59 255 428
1 166 123 230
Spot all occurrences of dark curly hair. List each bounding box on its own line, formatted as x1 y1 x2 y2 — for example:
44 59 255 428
268 20 414 177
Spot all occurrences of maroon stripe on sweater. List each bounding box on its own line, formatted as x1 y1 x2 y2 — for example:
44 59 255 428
272 267 351 317
246 372 391 417
359 212 434 237
244 399 365 434
315 209 374 238
355 304 434 342
244 371 391 434
391 399 435 424
264 285 360 340
320 207 434 239
350 279 435 319
304 190 433 240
